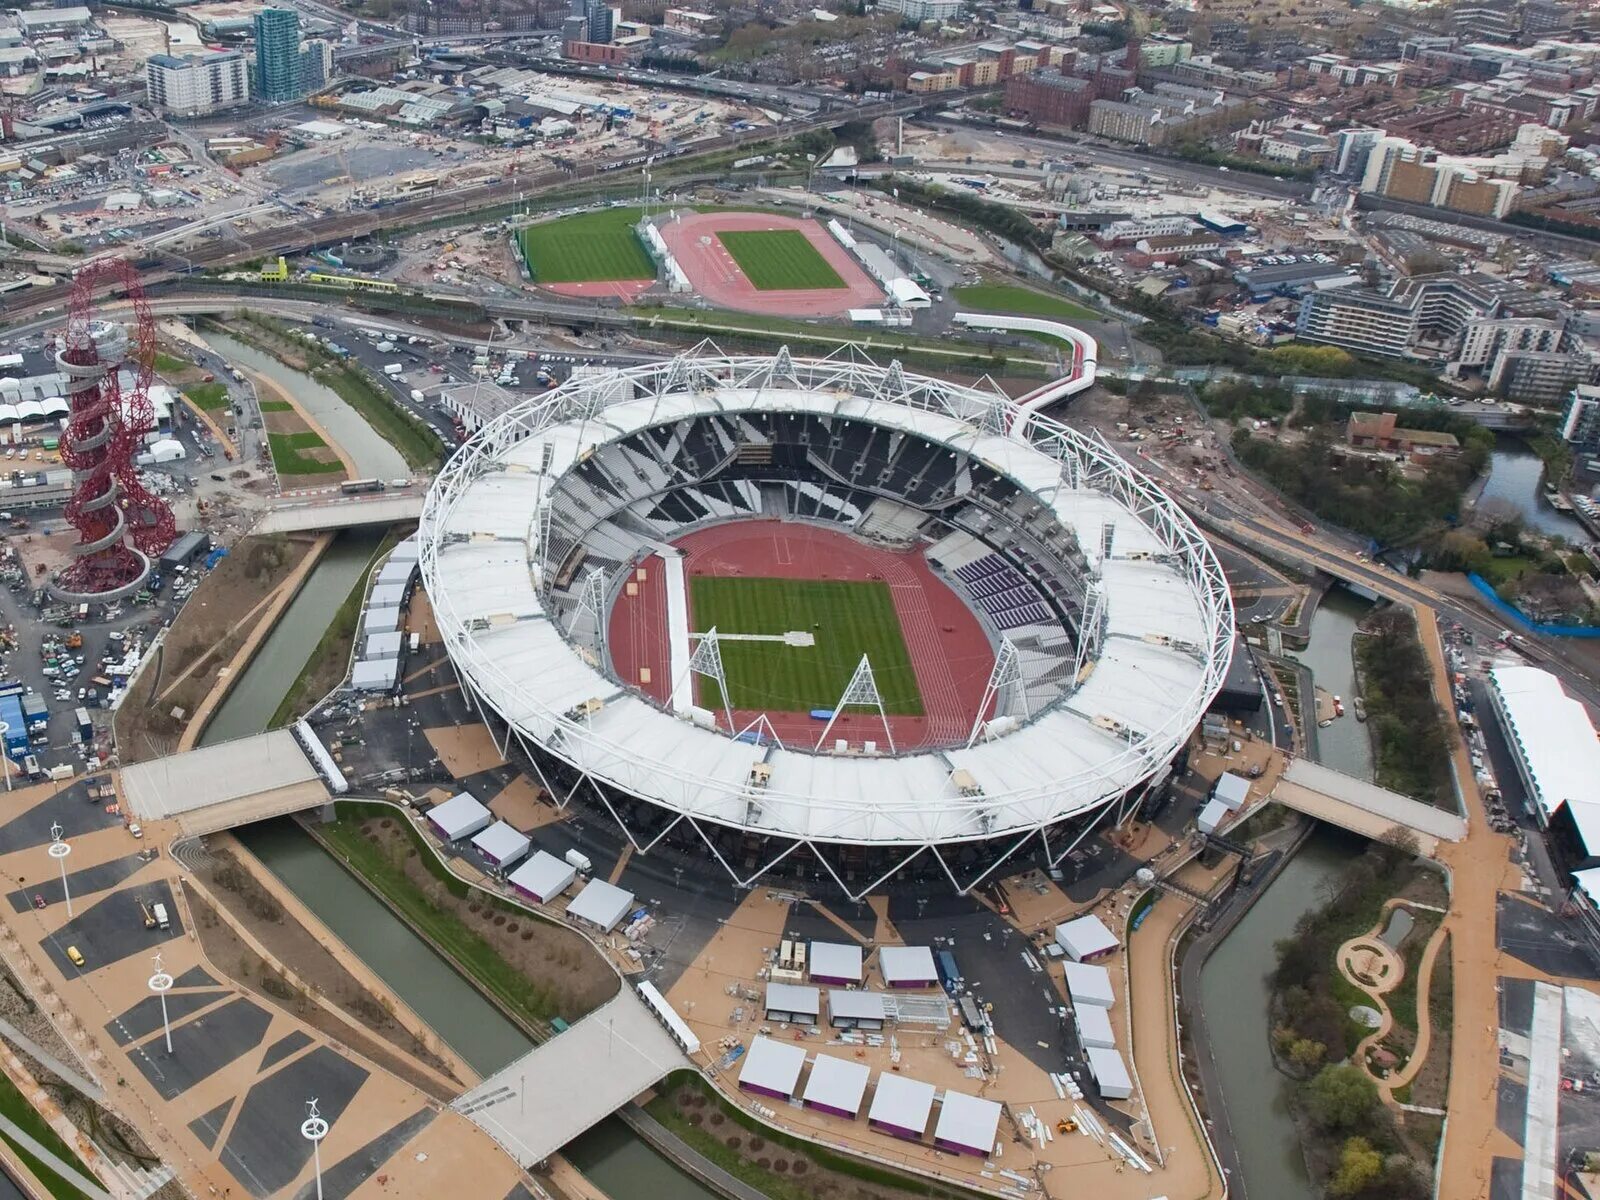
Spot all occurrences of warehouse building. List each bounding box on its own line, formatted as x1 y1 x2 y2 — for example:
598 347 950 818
765 982 822 1025
801 1054 870 1118
508 850 576 903
738 1036 807 1100
809 941 864 986
878 946 939 989
565 878 635 932
427 792 492 842
867 1075 936 1140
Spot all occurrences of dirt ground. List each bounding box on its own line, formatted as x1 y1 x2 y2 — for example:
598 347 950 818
112 533 320 761
185 869 463 1101
356 816 619 1019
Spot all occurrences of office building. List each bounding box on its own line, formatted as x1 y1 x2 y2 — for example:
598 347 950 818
253 7 302 102
145 49 249 116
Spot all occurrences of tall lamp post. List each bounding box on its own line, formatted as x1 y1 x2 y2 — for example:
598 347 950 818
148 954 174 1054
47 823 71 918
302 1099 328 1200
0 720 12 792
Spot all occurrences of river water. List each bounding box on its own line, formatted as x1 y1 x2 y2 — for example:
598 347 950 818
1479 438 1588 541
1292 588 1376 781
199 330 410 481
1198 826 1361 1200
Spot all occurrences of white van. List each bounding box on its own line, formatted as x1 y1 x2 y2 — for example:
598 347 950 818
383 364 404 378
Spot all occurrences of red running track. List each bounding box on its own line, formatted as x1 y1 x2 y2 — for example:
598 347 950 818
655 211 884 318
606 520 995 752
542 279 655 301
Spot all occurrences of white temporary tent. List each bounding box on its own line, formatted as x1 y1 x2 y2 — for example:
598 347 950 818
765 982 821 1023
509 850 577 903
738 1036 806 1098
471 820 531 868
427 792 492 841
809 941 864 984
566 878 635 932
802 1053 869 1117
1087 1046 1132 1099
1063 962 1115 1008
1213 771 1250 810
878 945 938 988
1073 1003 1117 1050
1056 914 1119 962
933 1090 1002 1156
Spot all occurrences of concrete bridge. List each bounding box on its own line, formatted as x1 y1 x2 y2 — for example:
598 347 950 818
254 492 425 534
1271 758 1466 858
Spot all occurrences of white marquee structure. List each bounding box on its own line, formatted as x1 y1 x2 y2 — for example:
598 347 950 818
418 343 1233 898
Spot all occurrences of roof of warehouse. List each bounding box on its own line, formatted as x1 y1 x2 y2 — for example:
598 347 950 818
471 819 531 862
879 945 938 984
828 990 887 1020
801 1053 869 1113
1074 1003 1117 1047
1063 962 1115 1006
364 605 402 634
766 982 821 1015
508 849 575 899
868 1074 935 1132
933 1090 1002 1153
1056 914 1118 959
738 1036 807 1096
1213 772 1251 807
1086 1046 1132 1092
351 659 399 691
427 792 491 838
810 941 863 981
566 878 635 929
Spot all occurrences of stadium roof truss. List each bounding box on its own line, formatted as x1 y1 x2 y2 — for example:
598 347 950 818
420 345 1234 897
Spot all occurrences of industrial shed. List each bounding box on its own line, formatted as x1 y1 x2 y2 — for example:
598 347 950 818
828 990 886 1031
878 945 938 989
765 982 821 1026
1212 771 1250 810
363 605 402 636
1087 1046 1133 1099
933 1091 1002 1157
1073 1003 1117 1050
1056 914 1119 962
471 820 531 870
1197 798 1232 834
1063 962 1115 1008
367 582 409 609
508 850 576 903
365 631 405 661
809 941 864 986
350 658 400 693
867 1074 935 1140
802 1054 870 1118
738 1036 806 1099
566 878 635 932
427 792 492 841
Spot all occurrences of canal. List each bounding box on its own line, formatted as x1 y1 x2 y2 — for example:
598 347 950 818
1294 587 1376 782
200 329 411 481
1198 826 1361 1200
1479 436 1587 542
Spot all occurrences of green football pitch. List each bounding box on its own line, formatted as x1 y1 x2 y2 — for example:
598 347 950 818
717 229 846 291
519 207 655 283
689 576 923 715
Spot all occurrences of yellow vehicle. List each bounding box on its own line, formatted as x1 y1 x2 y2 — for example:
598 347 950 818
65 946 84 968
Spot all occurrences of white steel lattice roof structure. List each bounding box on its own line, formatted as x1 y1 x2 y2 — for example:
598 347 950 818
419 347 1234 897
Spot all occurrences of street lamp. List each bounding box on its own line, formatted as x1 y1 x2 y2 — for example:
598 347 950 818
301 1099 329 1200
47 823 71 918
148 953 174 1054
0 720 12 792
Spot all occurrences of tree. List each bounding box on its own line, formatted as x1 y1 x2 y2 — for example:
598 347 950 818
1329 1137 1383 1197
1288 1038 1326 1071
1304 1065 1380 1132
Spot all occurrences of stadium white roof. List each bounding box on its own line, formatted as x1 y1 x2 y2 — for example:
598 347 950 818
868 1074 936 1134
427 792 492 840
802 1053 870 1114
934 1091 1002 1155
419 352 1232 856
1063 962 1115 1008
508 849 575 901
1056 914 1118 961
766 982 821 1016
738 1036 806 1097
879 945 938 986
828 990 887 1022
810 941 863 982
566 878 635 931
472 819 531 865
1489 665 1600 836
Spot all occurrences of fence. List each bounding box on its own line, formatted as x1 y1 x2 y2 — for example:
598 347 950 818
1466 572 1600 638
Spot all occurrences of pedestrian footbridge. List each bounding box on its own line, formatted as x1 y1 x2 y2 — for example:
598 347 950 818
253 493 425 535
1271 758 1466 857
120 725 347 837
452 988 691 1167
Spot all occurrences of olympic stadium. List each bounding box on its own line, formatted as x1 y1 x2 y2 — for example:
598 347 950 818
418 327 1234 898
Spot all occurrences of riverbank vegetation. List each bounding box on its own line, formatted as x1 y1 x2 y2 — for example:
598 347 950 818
308 802 617 1033
1270 836 1443 1198
1355 608 1456 808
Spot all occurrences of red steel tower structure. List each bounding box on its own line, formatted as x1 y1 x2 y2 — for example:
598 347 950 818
52 260 176 601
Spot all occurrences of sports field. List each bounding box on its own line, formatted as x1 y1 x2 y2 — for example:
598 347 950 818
520 207 655 283
689 576 923 714
718 230 846 291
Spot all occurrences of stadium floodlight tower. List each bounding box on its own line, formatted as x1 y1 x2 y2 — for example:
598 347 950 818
50 260 176 603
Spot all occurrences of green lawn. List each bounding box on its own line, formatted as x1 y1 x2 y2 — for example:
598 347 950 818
258 399 292 413
689 576 921 714
154 351 190 374
0 1070 97 1200
267 431 341 476
519 206 655 283
184 382 229 412
718 229 845 291
952 283 1099 322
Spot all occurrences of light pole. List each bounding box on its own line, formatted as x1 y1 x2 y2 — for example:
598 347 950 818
148 953 174 1053
0 720 12 792
301 1099 328 1200
47 823 71 918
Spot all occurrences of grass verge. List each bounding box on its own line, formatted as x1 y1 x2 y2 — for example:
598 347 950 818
0 1070 96 1200
267 431 342 476
185 381 229 412
952 282 1099 322
314 363 441 472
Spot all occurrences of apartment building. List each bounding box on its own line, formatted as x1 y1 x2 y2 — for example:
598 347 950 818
1360 137 1520 218
1561 384 1600 455
146 49 249 116
1296 275 1512 359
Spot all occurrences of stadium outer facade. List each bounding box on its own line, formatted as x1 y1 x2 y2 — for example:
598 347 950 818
419 335 1235 899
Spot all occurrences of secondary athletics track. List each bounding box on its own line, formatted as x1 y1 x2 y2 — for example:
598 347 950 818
608 520 995 751
654 211 883 317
